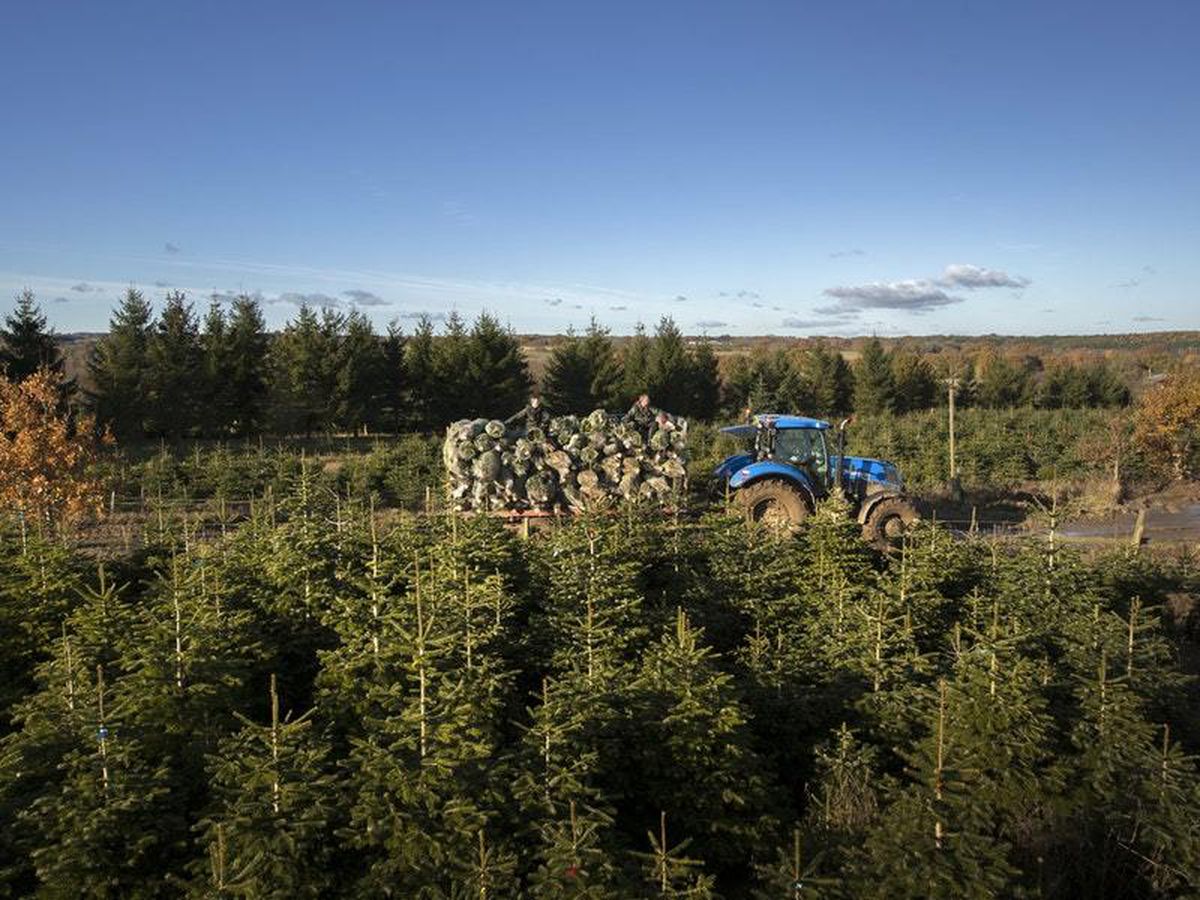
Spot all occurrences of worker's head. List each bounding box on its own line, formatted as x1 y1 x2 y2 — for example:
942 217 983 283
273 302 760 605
656 411 669 425
637 393 650 407
530 395 541 408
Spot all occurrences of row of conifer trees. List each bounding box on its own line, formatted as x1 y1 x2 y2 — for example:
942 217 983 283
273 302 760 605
4 288 1130 445
1 466 1197 897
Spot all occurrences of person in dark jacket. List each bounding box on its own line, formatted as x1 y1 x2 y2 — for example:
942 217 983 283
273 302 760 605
622 393 660 436
505 394 551 432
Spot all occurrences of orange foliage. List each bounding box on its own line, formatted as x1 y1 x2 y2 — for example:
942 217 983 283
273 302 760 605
0 368 111 526
1133 368 1200 480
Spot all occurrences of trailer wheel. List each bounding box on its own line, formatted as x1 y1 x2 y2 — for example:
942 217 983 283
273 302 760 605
863 497 920 549
736 479 810 532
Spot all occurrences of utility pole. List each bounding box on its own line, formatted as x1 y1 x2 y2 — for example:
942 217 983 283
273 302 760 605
945 376 963 503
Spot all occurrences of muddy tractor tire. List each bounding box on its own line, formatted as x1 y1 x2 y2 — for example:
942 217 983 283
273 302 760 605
863 496 920 549
736 479 811 532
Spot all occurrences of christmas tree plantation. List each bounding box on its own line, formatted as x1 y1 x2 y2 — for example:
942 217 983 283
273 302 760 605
1 483 1199 898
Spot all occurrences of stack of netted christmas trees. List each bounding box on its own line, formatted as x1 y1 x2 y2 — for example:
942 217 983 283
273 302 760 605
443 409 688 512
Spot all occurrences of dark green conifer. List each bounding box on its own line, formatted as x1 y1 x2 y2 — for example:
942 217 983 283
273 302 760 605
1 288 62 382
88 287 154 438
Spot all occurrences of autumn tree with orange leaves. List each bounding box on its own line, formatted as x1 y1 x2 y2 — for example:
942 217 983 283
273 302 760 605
1134 368 1200 481
0 367 110 527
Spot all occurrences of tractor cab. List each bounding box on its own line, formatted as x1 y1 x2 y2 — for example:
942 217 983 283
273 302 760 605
714 413 917 544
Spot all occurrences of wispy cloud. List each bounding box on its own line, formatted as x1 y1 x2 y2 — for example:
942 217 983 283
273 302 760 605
938 264 1030 290
164 242 182 254
153 280 171 288
1132 315 1166 322
610 305 628 311
674 294 688 303
272 291 342 308
828 249 866 259
695 320 728 329
545 298 563 307
823 280 963 312
396 310 447 321
70 281 101 293
342 288 388 306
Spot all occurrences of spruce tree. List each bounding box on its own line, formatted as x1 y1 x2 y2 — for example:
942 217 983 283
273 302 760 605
462 312 532 419
225 294 270 435
335 309 387 432
404 315 439 430
88 287 154 439
620 323 653 407
433 310 472 422
686 339 721 420
200 295 232 436
543 319 621 415
852 338 895 415
891 351 936 413
378 321 409 432
269 304 340 435
146 291 203 437
1 288 62 383
646 317 692 413
803 344 853 418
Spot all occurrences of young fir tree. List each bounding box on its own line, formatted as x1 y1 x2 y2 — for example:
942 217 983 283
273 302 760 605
852 338 895 415
633 811 718 899
0 533 82 729
1 288 62 382
340 526 518 896
787 724 890 889
0 619 94 892
623 609 773 874
193 674 338 899
146 291 203 438
845 679 1020 899
88 286 154 438
24 664 180 896
526 799 623 898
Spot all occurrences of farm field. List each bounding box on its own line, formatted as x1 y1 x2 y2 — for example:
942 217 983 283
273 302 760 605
3 478 1199 897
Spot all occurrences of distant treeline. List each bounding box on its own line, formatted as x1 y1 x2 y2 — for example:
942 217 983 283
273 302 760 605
2 288 1131 440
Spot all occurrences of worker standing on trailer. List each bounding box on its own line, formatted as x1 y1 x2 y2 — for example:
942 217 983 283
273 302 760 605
623 393 660 437
505 394 551 432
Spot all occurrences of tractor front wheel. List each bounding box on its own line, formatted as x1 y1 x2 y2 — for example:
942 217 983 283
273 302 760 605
863 497 920 549
736 479 810 532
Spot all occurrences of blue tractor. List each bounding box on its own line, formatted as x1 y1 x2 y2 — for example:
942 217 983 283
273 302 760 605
714 414 919 545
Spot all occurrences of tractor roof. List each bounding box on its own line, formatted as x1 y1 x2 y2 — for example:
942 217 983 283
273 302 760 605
756 414 831 430
719 414 831 437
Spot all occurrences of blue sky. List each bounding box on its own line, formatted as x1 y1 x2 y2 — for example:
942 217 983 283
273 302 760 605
2 0 1197 335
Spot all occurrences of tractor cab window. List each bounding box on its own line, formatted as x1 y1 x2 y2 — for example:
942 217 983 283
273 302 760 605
773 428 828 483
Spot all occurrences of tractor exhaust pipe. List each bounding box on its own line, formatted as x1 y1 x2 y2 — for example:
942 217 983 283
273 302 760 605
837 417 852 494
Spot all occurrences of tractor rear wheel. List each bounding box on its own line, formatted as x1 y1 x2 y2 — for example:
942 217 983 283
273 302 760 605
736 479 810 532
863 497 920 549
